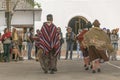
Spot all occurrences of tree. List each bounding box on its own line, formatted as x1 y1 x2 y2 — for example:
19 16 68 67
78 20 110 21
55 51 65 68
26 0 41 8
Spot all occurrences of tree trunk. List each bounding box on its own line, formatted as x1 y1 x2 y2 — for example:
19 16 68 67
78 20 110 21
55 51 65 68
5 0 11 29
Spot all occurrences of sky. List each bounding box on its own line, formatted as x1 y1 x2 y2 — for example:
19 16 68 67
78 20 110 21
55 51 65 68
35 0 120 37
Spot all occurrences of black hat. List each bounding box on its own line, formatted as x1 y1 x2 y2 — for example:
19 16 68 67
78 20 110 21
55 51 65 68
47 14 53 21
84 21 92 29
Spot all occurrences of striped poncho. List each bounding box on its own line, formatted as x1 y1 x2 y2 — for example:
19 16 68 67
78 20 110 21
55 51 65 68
35 22 60 56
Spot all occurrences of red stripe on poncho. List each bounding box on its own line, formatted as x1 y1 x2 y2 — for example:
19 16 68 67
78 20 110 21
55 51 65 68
35 22 60 56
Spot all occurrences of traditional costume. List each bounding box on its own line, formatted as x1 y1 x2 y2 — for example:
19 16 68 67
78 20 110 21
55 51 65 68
35 15 60 74
76 21 92 70
84 27 113 62
84 20 113 73
76 29 90 70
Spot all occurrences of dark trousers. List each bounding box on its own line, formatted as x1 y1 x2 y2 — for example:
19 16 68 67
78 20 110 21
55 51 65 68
65 42 74 59
27 42 33 59
0 53 4 62
35 46 38 58
58 45 62 59
3 44 11 62
19 45 22 53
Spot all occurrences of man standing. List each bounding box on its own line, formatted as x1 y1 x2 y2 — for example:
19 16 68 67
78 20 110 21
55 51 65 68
36 14 60 74
27 28 34 60
65 27 75 60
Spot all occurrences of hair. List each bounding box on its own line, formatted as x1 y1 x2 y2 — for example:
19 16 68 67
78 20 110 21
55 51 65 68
112 29 117 35
4 28 8 33
29 27 34 32
12 28 16 32
47 14 53 21
103 28 106 30
107 29 110 32
66 27 72 31
93 19 100 27
58 27 61 29
36 29 39 32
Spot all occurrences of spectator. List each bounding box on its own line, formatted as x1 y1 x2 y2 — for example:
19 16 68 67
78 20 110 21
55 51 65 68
110 29 119 60
65 27 75 60
27 28 34 60
34 29 40 61
57 27 64 59
11 28 21 61
2 28 12 62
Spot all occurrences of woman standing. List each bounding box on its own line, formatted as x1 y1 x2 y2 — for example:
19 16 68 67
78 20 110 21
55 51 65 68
110 29 119 60
57 27 64 59
11 28 21 61
2 28 12 62
35 29 40 61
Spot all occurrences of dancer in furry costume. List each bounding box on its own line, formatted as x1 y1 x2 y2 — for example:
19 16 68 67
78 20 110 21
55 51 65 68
84 20 114 73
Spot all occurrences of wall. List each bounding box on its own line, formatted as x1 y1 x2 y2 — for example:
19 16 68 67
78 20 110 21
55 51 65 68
0 11 5 27
38 0 120 37
11 11 33 25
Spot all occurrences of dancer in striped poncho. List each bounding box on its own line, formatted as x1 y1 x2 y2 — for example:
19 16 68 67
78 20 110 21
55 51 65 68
35 14 60 74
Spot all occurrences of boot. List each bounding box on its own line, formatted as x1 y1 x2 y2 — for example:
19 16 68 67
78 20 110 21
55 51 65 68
85 67 89 70
50 69 54 74
92 70 96 73
97 68 101 72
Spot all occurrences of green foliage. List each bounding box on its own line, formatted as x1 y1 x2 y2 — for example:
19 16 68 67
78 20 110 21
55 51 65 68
34 1 41 8
26 0 41 8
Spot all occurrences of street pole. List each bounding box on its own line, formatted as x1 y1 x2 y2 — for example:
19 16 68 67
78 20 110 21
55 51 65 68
5 0 11 30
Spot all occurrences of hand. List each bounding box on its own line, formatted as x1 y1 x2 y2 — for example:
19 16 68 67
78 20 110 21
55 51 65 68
4 37 7 39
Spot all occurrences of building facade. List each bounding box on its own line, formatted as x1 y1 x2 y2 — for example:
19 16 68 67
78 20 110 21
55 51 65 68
0 0 42 32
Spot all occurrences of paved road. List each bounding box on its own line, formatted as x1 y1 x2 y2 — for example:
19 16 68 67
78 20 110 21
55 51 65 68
0 59 120 80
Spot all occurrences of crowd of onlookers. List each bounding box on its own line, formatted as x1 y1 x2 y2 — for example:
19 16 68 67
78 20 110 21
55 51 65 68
103 28 119 60
0 27 35 62
0 25 64 63
0 26 119 63
0 19 119 75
